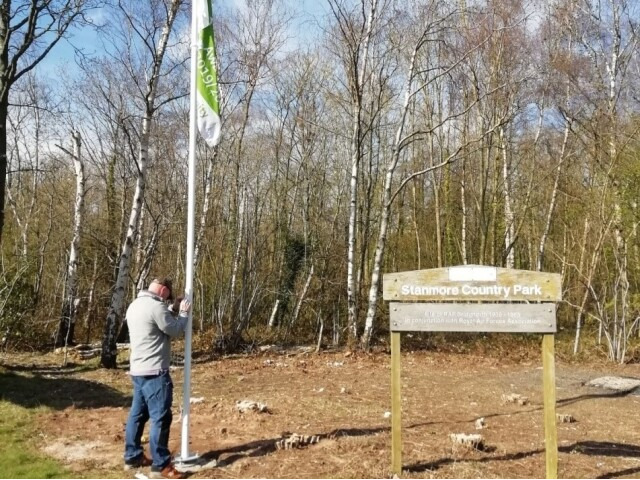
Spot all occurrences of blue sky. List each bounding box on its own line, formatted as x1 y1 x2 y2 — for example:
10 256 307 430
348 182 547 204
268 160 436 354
36 5 104 78
38 0 327 78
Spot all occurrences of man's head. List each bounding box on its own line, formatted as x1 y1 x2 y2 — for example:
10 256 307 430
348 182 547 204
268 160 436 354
148 277 174 301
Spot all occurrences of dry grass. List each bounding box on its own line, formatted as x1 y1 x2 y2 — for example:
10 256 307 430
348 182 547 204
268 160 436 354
2 347 640 478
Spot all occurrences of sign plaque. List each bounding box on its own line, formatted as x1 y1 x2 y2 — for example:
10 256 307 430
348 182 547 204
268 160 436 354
383 265 561 302
390 303 556 333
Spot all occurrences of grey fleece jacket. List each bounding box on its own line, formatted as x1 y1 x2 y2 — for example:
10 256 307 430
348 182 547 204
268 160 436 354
126 290 188 376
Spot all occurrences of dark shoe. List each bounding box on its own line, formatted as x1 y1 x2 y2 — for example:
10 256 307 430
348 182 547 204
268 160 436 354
150 463 187 479
124 454 152 470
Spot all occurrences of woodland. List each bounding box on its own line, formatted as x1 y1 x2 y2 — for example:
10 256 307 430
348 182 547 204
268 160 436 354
1 0 639 366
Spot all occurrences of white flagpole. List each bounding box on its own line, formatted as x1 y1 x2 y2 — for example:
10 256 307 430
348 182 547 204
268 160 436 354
179 0 198 463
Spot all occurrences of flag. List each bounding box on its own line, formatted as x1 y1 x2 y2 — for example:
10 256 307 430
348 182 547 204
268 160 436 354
196 0 221 147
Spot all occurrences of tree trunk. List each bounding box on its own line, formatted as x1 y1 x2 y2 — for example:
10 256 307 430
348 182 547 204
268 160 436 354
290 263 314 329
193 149 217 269
431 134 443 268
344 0 377 346
346 121 360 342
460 154 468 265
56 131 84 347
0 96 7 244
537 120 570 271
100 0 181 368
500 127 514 268
101 116 151 368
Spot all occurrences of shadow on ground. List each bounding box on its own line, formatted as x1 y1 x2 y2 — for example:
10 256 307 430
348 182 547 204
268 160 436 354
404 441 640 478
464 389 637 427
195 422 434 468
0 369 130 410
571 441 640 479
194 425 394 467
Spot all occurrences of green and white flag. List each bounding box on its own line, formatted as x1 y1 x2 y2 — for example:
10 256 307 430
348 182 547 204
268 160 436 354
196 0 221 146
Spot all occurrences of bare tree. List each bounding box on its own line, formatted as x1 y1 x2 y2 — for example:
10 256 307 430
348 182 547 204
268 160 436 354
564 0 638 362
101 0 185 368
211 0 291 349
360 1 509 348
326 0 379 345
55 131 84 348
5 74 48 259
0 0 97 243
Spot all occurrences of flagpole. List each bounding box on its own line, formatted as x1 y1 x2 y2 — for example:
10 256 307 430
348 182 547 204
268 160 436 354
179 0 198 463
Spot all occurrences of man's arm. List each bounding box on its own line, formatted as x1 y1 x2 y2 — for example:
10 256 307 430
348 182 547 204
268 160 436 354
155 300 191 337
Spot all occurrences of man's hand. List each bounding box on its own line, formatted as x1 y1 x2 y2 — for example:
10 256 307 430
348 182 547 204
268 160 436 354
170 296 184 313
179 299 191 314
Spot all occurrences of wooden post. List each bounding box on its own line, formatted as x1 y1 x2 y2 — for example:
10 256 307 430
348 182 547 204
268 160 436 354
391 331 402 476
542 334 558 479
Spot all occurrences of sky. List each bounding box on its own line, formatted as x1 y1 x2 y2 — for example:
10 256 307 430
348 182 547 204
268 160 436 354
36 5 104 78
37 0 328 79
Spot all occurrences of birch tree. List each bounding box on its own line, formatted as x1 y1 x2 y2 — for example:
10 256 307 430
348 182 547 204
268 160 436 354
211 0 290 347
571 0 638 362
55 131 84 348
101 0 185 368
0 0 97 244
326 0 379 344
359 2 508 348
5 74 48 259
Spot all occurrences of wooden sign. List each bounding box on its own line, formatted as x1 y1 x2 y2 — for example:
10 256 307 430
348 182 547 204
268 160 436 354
383 265 561 302
390 303 556 333
386 265 560 479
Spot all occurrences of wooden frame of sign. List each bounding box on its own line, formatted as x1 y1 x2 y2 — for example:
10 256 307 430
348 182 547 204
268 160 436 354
383 265 562 479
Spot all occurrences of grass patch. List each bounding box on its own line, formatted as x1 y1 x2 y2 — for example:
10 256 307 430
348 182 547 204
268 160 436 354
0 402 69 479
0 365 126 479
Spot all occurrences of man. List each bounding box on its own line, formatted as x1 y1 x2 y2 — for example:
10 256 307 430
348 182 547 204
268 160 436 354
123 277 190 479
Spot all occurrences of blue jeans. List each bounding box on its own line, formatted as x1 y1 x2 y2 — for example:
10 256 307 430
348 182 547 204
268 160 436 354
124 371 173 469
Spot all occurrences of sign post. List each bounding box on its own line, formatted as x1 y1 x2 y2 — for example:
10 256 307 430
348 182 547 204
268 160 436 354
384 265 561 479
390 331 402 474
542 334 558 478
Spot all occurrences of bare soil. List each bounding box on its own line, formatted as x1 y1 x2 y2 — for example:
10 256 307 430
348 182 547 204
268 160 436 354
2 346 640 479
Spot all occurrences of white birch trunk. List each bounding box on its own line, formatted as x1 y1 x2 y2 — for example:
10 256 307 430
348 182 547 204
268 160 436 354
431 135 443 268
500 127 514 269
460 154 468 265
537 120 570 271
361 38 418 349
134 200 146 287
315 310 324 353
268 299 280 328
56 131 84 347
411 182 421 269
290 263 314 328
229 188 245 313
135 222 161 293
346 131 360 341
346 0 377 344
101 0 181 368
193 149 217 269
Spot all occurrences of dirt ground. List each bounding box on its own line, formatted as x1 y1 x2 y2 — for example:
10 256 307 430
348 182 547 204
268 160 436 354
2 345 640 479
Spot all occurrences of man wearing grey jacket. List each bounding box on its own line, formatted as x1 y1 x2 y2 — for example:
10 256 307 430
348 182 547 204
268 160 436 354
123 277 190 479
